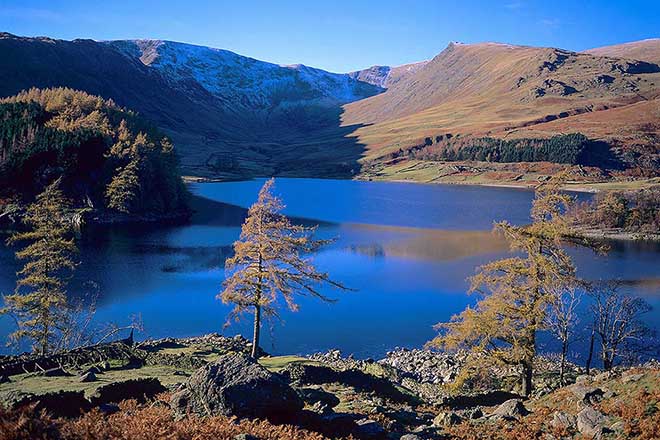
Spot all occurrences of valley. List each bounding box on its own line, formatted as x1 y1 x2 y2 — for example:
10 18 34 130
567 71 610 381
1 33 659 186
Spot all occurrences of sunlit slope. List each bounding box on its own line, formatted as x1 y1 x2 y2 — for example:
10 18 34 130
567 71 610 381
341 42 660 160
584 38 660 64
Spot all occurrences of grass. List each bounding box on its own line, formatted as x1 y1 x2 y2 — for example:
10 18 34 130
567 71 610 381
0 365 187 399
258 356 318 372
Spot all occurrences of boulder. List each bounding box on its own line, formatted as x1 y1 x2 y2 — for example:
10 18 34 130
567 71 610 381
7 390 91 418
489 399 529 420
571 386 604 405
171 353 303 422
577 406 606 439
355 418 385 437
399 435 422 440
39 367 71 377
575 374 591 384
297 387 340 410
622 372 644 383
90 378 166 405
551 410 576 431
79 371 97 382
433 411 462 427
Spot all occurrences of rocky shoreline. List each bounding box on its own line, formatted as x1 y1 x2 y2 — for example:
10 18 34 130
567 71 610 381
1 334 658 439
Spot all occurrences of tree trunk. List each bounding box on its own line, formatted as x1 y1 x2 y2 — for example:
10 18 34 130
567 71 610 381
251 303 261 359
559 338 568 385
585 326 595 374
602 354 613 371
521 360 533 397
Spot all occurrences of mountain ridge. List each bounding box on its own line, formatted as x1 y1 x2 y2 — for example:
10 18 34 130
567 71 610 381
1 32 659 181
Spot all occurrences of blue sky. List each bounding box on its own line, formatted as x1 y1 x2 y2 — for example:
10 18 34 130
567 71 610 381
1 0 658 72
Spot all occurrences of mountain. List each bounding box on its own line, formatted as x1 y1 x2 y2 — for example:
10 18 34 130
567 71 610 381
1 33 659 182
341 41 660 172
348 61 428 88
584 38 660 64
0 33 382 178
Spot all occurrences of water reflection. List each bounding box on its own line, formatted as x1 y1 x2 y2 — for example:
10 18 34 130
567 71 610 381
0 178 657 358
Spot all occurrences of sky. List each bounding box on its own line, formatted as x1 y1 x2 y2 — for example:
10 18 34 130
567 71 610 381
1 0 659 73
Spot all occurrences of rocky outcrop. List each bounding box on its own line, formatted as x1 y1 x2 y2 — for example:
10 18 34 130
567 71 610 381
577 406 606 439
6 390 91 418
90 378 166 405
489 399 529 420
171 353 303 422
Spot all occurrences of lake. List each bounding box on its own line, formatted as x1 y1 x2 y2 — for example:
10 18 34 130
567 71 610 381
0 178 658 359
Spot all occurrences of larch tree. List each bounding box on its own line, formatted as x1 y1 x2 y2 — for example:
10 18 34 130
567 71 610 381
428 175 587 396
1 179 78 355
105 158 141 214
219 178 347 359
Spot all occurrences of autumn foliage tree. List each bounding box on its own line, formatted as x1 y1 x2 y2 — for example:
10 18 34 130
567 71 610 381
1 179 77 355
220 179 347 359
428 175 587 396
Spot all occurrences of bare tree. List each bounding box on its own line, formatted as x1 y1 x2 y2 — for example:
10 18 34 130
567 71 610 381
589 280 653 370
546 283 582 384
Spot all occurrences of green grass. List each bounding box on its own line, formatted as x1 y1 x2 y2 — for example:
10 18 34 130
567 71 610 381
258 356 317 372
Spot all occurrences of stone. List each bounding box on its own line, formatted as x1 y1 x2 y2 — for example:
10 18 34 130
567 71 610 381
355 418 386 437
171 353 303 422
575 374 591 384
399 435 421 440
79 371 97 382
571 386 604 405
433 411 462 427
551 411 576 431
296 387 340 409
90 378 166 405
622 373 644 383
577 406 606 439
594 371 614 381
490 399 529 420
8 390 91 418
98 403 120 415
39 367 71 377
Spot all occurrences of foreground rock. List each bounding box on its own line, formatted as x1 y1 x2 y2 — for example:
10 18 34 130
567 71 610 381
7 390 91 418
171 353 303 422
577 406 606 439
90 378 166 405
489 399 529 420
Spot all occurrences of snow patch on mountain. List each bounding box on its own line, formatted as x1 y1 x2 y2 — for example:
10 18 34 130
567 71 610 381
106 39 381 109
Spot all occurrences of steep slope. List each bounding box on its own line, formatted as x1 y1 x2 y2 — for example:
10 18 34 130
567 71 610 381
341 41 660 167
348 60 428 88
0 34 381 178
584 38 660 64
107 39 381 110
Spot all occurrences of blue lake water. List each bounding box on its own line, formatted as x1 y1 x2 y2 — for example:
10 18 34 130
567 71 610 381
0 178 658 359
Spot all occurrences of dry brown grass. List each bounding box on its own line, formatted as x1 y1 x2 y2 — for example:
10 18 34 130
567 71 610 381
0 396 332 440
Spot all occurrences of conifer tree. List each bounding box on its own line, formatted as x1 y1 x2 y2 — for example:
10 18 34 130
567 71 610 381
1 179 77 355
220 178 347 359
428 175 583 396
105 158 141 213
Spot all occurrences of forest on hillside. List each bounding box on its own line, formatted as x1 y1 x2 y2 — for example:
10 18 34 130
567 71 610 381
0 88 188 221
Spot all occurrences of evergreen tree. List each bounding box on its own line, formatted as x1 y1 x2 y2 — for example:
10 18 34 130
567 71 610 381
220 179 347 359
1 179 77 355
105 158 141 214
428 176 584 396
